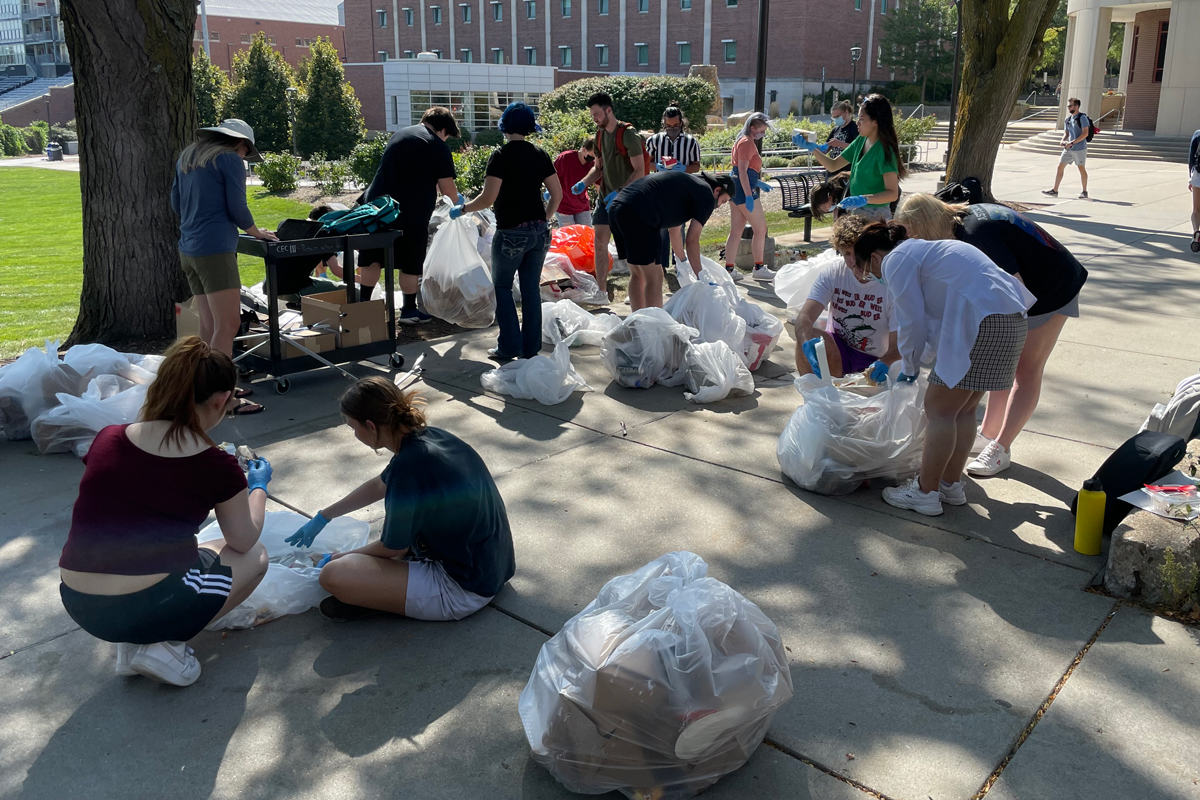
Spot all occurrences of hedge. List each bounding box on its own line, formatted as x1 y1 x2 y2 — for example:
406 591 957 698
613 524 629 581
257 152 301 193
348 135 388 186
539 75 717 134
0 124 28 156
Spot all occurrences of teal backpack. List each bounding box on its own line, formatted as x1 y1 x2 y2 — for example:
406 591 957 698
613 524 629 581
318 196 402 235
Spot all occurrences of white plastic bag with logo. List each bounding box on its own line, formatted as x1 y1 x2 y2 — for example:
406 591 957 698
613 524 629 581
664 281 747 360
480 342 592 405
601 308 696 389
30 376 148 457
683 342 754 404
777 374 927 496
541 300 622 347
518 551 793 799
422 214 496 328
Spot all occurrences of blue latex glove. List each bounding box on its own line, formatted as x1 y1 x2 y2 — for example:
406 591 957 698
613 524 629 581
896 372 919 384
246 457 272 493
868 360 890 383
838 195 869 210
315 553 333 568
571 181 587 195
816 143 830 153
670 161 687 171
801 338 822 378
603 190 618 210
449 204 465 220
745 193 755 213
791 134 818 151
542 188 551 202
284 512 330 548
456 193 466 205
755 180 773 193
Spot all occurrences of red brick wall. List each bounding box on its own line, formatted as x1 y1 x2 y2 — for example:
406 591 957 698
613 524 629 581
1123 9 1170 131
0 84 75 127
344 64 387 130
193 17 347 72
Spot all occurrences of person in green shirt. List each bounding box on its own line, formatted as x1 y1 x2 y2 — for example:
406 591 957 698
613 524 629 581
796 94 906 222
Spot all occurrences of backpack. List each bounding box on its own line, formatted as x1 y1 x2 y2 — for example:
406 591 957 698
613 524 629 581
934 176 984 205
1074 112 1097 142
1070 430 1187 537
318 196 402 235
594 121 652 188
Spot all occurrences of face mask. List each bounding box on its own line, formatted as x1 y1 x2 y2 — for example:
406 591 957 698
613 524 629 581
831 116 844 129
752 130 765 140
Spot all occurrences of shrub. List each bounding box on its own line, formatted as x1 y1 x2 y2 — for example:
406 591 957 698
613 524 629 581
257 152 301 192
896 114 938 147
309 153 351 195
698 114 832 152
0 123 28 156
540 75 717 134
789 154 813 168
762 155 789 168
49 120 76 143
446 130 471 153
893 84 923 105
294 37 365 159
22 124 47 153
472 128 505 148
530 109 594 156
193 49 231 128
348 135 388 186
452 144 495 197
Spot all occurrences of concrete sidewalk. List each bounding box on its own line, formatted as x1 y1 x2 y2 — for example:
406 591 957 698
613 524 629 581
2 148 1199 800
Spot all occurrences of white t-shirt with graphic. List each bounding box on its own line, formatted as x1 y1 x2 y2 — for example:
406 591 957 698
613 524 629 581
807 262 895 357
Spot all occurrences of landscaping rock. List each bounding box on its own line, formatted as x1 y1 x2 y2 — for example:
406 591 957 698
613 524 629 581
1104 510 1200 607
735 235 776 268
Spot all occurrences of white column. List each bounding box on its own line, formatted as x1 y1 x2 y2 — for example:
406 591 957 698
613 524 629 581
449 1 456 57
421 0 428 50
545 0 552 66
659 0 667 73
1116 20 1134 96
1063 6 1112 126
866 0 876 80
512 0 518 60
1057 14 1077 127
582 0 588 70
479 0 487 58
1156 0 1200 136
393 0 401 57
702 0 711 65
619 0 627 71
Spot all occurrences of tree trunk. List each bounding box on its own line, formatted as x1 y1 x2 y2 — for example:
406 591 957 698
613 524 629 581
61 0 196 351
947 0 1060 200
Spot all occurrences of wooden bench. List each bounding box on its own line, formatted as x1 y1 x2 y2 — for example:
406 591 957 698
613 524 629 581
776 173 822 243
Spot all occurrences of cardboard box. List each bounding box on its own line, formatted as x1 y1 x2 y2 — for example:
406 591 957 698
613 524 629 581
244 328 337 360
301 291 387 348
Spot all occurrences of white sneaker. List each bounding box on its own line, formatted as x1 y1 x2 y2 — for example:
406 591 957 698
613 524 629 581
114 643 137 676
970 427 993 456
130 641 201 687
939 480 968 506
882 478 944 516
967 441 1011 477
751 265 776 280
726 267 745 283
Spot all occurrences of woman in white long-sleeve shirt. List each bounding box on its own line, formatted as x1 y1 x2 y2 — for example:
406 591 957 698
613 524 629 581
851 222 1036 516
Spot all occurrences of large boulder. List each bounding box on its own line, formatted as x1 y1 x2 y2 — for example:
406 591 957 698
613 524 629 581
687 64 723 118
1105 512 1200 607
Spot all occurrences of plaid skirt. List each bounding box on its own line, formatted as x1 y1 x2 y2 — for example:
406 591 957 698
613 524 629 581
930 312 1028 391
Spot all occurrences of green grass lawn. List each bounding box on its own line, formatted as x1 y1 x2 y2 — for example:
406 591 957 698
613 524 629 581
0 168 310 359
699 209 830 258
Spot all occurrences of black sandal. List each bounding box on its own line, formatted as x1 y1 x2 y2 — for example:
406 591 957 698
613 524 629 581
228 400 265 416
1191 232 1200 253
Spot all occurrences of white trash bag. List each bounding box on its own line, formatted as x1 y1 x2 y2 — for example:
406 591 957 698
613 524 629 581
30 375 148 457
480 342 592 405
677 256 738 291
777 374 927 496
683 342 754 404
422 213 496 328
201 511 371 630
735 300 785 371
601 308 696 389
537 253 609 306
518 551 793 799
772 248 841 311
664 281 747 361
0 341 81 440
541 300 622 347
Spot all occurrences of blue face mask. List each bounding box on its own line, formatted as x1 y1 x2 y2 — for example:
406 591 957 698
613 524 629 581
830 115 844 129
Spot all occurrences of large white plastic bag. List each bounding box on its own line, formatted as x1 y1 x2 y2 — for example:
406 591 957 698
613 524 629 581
601 308 696 389
541 300 621 346
518 551 793 799
197 510 370 563
683 342 754 404
664 281 747 360
676 256 737 291
422 214 496 328
480 342 592 405
0 341 79 440
30 376 148 457
777 374 927 496
772 249 841 310
735 300 785 371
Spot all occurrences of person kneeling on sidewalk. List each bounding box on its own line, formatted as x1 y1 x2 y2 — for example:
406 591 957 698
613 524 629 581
286 377 516 622
58 336 271 687
793 214 900 382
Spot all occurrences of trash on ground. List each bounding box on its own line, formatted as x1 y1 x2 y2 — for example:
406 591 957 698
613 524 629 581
683 341 754 404
518 551 793 799
664 280 747 360
550 225 599 273
734 299 785 371
541 300 622 347
601 308 696 389
480 342 592 405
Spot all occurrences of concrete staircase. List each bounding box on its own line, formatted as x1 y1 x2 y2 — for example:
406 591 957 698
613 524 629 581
923 115 1057 146
1012 128 1193 163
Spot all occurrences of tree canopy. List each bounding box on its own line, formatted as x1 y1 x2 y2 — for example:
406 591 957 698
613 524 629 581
224 33 295 153
294 38 365 159
879 0 957 104
192 48 230 128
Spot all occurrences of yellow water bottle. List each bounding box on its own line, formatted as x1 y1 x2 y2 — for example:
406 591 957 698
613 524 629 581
1074 478 1106 555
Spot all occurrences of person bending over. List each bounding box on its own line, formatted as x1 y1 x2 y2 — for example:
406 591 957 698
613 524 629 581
286 377 516 622
58 336 271 686
793 214 899 382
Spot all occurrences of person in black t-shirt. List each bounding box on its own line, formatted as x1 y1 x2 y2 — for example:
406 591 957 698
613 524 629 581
362 107 462 325
823 100 859 176
608 170 735 310
895 193 1088 477
453 103 562 361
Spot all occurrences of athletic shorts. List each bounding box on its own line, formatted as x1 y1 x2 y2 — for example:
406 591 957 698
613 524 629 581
832 333 880 374
357 220 428 276
180 251 240 296
592 199 611 227
1060 148 1087 166
1028 292 1080 330
607 202 663 266
59 549 232 644
731 168 761 207
556 210 593 227
1190 170 1200 189
405 559 492 621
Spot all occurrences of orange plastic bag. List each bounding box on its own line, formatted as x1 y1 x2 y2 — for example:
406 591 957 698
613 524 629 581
550 225 596 273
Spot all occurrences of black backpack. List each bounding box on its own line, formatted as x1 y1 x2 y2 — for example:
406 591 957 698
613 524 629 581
1070 430 1187 537
934 176 984 205
1074 112 1097 142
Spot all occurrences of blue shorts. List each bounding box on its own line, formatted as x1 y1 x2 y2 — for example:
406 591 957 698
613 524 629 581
731 168 760 207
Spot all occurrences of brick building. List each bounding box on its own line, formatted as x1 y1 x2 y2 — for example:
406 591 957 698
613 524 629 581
342 0 900 116
194 0 347 72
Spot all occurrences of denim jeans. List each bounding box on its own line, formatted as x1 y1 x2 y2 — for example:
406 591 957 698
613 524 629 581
491 222 551 359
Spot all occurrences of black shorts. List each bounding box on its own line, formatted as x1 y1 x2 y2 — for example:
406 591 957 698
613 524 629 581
358 221 428 277
608 203 663 266
60 549 233 644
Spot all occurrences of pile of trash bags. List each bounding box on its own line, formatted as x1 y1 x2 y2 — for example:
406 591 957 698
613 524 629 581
201 511 370 630
777 373 927 495
422 208 497 328
602 308 695 390
519 551 793 799
542 300 621 347
0 340 162 457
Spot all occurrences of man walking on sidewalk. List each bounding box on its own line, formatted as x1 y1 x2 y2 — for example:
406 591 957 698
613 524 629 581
1043 98 1090 200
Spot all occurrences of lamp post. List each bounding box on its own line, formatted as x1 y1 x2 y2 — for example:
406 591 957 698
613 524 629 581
752 0 771 115
285 86 299 157
944 0 963 166
850 46 862 111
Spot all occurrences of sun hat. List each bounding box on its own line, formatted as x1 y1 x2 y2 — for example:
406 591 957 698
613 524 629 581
197 118 263 162
498 102 542 136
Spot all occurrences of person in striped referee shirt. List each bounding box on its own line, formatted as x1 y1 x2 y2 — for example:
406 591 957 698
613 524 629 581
646 104 702 275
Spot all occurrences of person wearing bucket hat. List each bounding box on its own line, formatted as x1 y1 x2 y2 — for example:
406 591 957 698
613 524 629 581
452 102 562 361
171 118 275 414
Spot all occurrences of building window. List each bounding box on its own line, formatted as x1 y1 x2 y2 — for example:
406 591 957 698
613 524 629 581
1128 25 1138 82
378 50 389 61
462 47 473 61
636 43 648 65
678 42 690 64
295 37 317 46
492 1 503 20
880 0 886 12
391 95 399 125
680 0 691 8
596 43 608 66
377 8 387 26
559 45 572 66
433 48 443 57
1153 21 1168 82
404 49 415 57
854 0 861 10
637 0 648 11
194 30 202 40
461 3 472 22
240 33 251 44
727 0 737 6
877 44 882 66
493 47 505 63
208 31 219 41
723 39 735 62
561 0 571 16
598 0 608 13
525 45 537 64
267 34 276 44
431 5 442 23
404 7 414 25
526 0 536 17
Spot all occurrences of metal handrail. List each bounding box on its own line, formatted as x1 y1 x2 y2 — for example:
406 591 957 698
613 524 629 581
906 103 925 120
1013 106 1058 124
1024 91 1037 105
